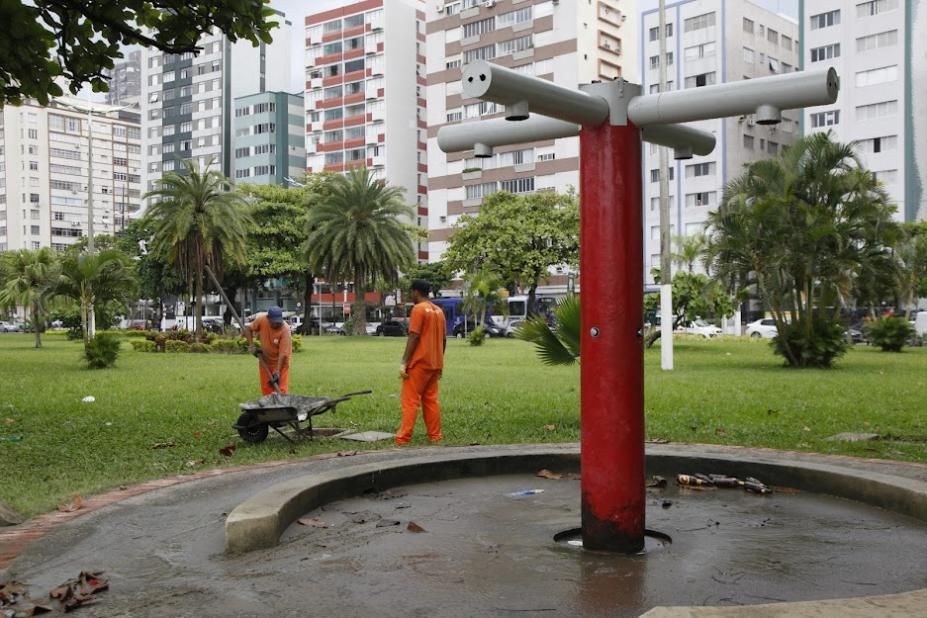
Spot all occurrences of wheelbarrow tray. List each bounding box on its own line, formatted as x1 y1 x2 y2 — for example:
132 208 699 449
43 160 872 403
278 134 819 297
233 390 371 443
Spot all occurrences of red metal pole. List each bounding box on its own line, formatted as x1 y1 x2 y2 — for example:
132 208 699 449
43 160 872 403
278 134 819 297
579 121 645 552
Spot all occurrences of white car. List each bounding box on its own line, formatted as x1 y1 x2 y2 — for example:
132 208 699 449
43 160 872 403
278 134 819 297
678 319 722 338
0 321 21 333
746 318 778 339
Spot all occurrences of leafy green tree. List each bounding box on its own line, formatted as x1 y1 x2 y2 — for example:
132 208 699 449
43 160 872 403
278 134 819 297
400 261 452 298
0 0 280 106
55 248 137 340
115 217 184 330
644 271 736 348
895 222 927 318
443 190 579 313
461 270 504 328
145 159 251 339
304 167 415 336
517 295 580 366
707 133 897 368
0 248 59 348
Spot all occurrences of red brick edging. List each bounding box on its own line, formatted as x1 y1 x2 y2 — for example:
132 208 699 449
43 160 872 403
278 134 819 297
0 450 373 571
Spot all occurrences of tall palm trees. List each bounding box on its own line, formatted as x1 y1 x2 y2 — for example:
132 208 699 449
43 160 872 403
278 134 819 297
0 248 58 348
304 167 415 335
55 249 137 340
145 159 251 338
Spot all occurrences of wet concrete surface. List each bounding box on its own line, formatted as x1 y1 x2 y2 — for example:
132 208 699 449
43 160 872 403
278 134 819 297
10 467 927 617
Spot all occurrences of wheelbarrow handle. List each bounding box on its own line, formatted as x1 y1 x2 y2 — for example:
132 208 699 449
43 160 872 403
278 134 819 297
341 389 373 398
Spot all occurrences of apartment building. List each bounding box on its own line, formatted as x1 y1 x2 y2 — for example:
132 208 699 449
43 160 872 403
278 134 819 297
141 14 292 201
640 0 799 280
799 0 926 222
426 0 640 282
0 98 142 252
105 50 142 108
233 92 306 185
304 0 429 261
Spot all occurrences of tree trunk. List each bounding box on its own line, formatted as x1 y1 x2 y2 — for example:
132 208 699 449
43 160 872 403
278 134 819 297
527 284 538 317
80 299 89 342
352 268 367 336
194 246 204 340
32 301 41 349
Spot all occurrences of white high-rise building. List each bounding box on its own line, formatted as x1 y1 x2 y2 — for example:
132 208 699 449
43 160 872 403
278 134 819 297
640 0 800 281
141 14 292 202
799 0 927 222
304 0 429 262
0 99 142 252
426 0 640 282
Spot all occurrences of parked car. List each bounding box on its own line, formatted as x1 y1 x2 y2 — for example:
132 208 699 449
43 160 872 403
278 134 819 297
376 320 407 337
504 319 525 338
452 318 505 339
677 319 722 338
846 327 865 344
746 318 778 339
0 321 22 333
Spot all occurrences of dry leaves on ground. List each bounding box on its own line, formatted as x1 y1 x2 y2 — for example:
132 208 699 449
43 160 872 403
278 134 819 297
56 495 83 513
406 522 426 533
535 469 562 480
218 444 236 457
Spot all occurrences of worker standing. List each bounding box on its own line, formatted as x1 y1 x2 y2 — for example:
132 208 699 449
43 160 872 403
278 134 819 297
396 280 447 445
246 306 293 395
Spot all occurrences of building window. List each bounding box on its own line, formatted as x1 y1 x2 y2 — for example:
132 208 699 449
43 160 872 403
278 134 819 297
810 10 840 30
856 100 898 120
648 24 673 41
500 177 535 194
684 72 716 88
781 35 793 51
857 30 898 52
767 28 779 45
649 168 674 183
855 65 898 87
685 162 715 177
462 17 494 39
743 47 755 63
810 44 840 62
463 44 495 63
649 52 673 69
235 147 251 158
686 192 715 207
683 12 716 33
235 168 251 179
743 17 754 33
497 35 533 56
684 43 714 61
857 0 898 17
810 110 840 127
743 134 755 150
466 182 497 200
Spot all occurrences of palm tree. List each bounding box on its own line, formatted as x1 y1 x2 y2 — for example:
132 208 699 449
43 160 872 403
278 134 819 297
0 248 58 348
304 167 415 335
517 295 580 366
145 159 251 339
55 249 137 340
461 270 504 330
672 233 708 273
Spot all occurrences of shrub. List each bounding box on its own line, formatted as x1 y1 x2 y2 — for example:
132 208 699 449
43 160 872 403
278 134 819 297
130 340 157 353
292 334 303 352
122 330 151 338
468 326 487 346
342 315 355 335
865 317 915 352
164 340 191 353
84 333 121 369
200 332 219 345
772 317 847 368
189 342 210 353
209 339 245 354
66 327 83 341
462 167 482 174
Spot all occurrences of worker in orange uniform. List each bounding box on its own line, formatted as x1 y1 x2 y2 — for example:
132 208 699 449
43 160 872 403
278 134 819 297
245 306 293 395
396 280 447 445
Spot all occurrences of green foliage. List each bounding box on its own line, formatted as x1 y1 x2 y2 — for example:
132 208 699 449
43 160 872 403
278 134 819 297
896 223 927 314
401 262 452 297
462 167 482 174
0 1 281 106
130 339 157 353
54 248 137 341
467 326 487 346
517 295 580 366
865 317 916 352
461 270 504 327
305 167 415 335
115 217 184 308
291 334 303 352
145 158 251 339
83 332 121 369
443 190 579 301
164 339 191 353
708 133 897 368
0 247 59 348
208 338 246 354
189 342 210 353
644 271 736 347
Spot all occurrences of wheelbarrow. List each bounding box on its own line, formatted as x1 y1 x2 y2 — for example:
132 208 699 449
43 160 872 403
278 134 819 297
233 390 372 444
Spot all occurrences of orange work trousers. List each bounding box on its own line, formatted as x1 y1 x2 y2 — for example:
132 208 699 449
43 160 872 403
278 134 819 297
396 367 442 444
259 364 289 395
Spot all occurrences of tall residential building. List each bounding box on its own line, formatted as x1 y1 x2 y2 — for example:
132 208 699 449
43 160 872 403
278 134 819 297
0 99 142 252
799 0 926 222
141 14 292 200
425 0 639 279
233 92 306 185
304 0 429 261
105 50 142 108
640 1 799 280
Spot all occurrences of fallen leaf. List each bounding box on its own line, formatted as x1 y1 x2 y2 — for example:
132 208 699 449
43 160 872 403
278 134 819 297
646 475 667 488
185 459 204 468
715 427 727 437
337 450 358 457
297 517 330 528
798 442 811 448
193 431 202 439
57 495 84 513
3 417 14 425
543 424 556 432
151 441 175 449
646 437 670 444
536 469 562 480
218 444 236 457
801 426 811 432
406 521 426 533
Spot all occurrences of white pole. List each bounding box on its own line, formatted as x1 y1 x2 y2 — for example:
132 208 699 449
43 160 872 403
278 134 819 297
86 108 96 339
658 0 673 371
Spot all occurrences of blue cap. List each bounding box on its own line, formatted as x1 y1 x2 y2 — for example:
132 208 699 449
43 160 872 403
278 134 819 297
267 306 284 325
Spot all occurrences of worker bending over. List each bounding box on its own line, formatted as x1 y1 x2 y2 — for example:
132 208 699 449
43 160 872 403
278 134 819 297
246 306 292 395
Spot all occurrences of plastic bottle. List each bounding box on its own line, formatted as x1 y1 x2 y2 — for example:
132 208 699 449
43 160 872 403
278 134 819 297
508 489 545 497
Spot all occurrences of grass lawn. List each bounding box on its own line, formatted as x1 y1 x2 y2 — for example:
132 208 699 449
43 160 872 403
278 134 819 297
1 332 926 516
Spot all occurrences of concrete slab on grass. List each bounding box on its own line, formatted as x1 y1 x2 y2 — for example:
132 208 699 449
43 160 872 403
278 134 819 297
826 432 880 442
338 431 395 442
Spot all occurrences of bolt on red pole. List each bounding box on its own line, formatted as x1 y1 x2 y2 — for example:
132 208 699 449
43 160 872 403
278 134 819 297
578 101 645 552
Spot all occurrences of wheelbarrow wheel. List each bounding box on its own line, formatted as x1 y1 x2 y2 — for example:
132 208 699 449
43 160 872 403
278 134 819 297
236 412 269 443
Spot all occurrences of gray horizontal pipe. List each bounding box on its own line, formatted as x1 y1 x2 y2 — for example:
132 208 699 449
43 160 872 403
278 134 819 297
628 67 839 127
437 115 580 154
640 123 716 157
462 61 610 127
